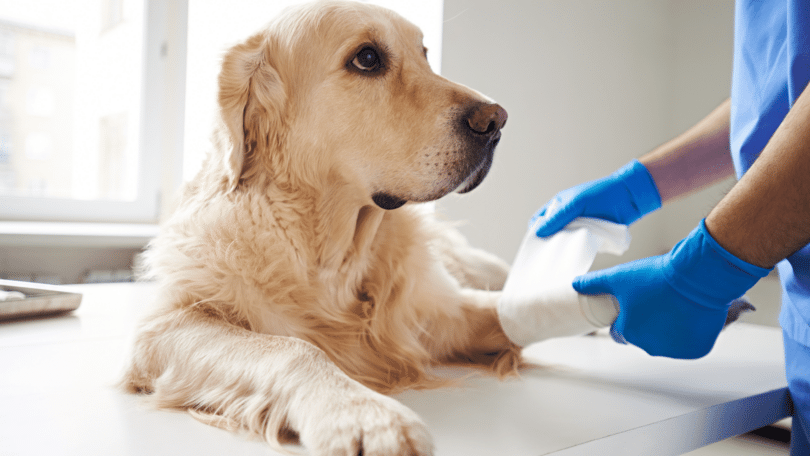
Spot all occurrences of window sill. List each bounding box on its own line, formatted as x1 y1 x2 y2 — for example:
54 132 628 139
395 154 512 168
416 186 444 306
0 221 159 248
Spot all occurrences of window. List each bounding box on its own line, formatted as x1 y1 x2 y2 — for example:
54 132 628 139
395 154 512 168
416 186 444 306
0 30 15 78
0 133 10 164
101 0 124 31
98 112 132 200
28 45 50 69
0 0 441 223
0 79 10 167
0 0 179 223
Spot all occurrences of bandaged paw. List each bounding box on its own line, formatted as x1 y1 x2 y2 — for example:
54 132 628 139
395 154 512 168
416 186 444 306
497 217 631 347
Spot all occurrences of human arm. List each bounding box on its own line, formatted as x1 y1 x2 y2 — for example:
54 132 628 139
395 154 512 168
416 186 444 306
533 99 735 236
639 98 735 204
574 84 810 358
705 86 810 268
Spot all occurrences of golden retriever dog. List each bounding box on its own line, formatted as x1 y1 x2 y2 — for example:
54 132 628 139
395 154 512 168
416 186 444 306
123 1 519 454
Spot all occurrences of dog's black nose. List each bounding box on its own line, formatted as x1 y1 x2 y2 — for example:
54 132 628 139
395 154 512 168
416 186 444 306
466 103 508 135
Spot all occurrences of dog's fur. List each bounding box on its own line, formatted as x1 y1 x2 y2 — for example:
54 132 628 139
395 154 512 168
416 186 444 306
123 2 520 454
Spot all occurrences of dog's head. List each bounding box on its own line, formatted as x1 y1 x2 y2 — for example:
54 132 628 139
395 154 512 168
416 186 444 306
217 1 507 210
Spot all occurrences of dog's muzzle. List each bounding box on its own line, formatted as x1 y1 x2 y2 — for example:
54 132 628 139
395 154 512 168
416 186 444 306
455 102 507 194
370 102 507 210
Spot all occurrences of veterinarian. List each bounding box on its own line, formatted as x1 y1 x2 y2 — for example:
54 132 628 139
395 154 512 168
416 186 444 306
532 1 810 453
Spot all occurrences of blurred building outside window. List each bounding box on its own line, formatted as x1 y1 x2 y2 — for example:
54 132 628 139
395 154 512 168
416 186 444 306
0 0 162 223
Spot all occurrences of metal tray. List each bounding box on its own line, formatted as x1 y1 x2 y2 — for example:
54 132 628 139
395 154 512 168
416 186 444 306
0 280 82 321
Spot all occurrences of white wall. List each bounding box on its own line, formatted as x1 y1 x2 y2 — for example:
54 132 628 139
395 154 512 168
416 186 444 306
437 0 736 269
662 0 736 247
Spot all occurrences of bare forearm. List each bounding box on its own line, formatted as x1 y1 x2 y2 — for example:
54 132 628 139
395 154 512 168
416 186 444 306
639 99 735 204
705 87 810 269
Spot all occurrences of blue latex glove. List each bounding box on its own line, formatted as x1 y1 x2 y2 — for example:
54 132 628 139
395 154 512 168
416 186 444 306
573 219 772 359
532 160 662 237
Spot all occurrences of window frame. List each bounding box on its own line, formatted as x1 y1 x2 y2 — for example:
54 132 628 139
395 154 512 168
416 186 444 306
0 0 188 224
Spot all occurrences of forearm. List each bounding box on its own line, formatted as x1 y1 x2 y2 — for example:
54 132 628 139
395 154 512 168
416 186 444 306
639 99 735 204
706 86 810 269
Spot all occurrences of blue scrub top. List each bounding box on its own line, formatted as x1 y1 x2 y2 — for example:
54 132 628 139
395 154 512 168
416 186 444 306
730 0 810 346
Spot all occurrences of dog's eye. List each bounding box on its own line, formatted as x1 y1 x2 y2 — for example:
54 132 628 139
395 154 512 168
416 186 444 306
352 47 380 71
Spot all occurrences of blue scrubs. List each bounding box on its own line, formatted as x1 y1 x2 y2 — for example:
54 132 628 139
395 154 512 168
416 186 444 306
731 1 810 453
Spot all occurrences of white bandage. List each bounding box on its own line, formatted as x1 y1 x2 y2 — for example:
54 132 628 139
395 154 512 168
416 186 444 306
497 217 631 347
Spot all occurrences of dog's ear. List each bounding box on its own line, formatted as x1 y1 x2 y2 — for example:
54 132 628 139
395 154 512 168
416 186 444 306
218 33 286 192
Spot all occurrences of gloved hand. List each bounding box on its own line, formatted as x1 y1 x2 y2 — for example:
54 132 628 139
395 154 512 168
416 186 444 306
573 219 772 359
532 160 662 237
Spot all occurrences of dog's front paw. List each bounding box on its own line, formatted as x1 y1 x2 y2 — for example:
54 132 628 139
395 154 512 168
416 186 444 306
301 392 433 456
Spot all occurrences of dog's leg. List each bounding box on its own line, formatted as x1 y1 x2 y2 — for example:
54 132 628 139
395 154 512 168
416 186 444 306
447 289 523 375
415 263 522 376
431 224 510 291
123 306 433 456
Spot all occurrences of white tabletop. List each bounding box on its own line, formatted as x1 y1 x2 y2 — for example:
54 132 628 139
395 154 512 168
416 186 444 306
0 283 790 456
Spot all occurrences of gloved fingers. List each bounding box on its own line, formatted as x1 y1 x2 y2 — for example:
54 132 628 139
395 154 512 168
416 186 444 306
576 271 626 343
529 204 550 227
533 198 578 237
617 302 727 359
571 270 616 296
609 321 628 344
530 196 561 221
